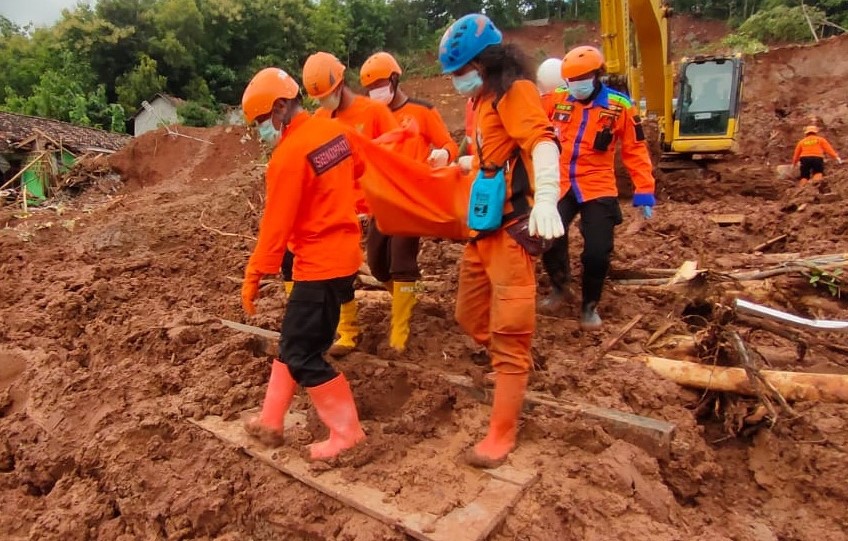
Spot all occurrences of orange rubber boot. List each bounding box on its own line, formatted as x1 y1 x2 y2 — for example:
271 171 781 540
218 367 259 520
467 372 529 468
306 373 366 461
244 360 297 447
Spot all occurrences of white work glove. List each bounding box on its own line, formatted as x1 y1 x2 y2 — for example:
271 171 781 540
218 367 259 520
838 157 844 165
528 141 565 239
427 148 449 167
457 155 474 174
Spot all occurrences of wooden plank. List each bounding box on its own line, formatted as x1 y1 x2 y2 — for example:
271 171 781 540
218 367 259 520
190 413 536 541
217 321 677 459
709 213 745 225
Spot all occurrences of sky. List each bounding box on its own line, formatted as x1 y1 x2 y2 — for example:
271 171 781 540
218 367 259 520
1 0 95 28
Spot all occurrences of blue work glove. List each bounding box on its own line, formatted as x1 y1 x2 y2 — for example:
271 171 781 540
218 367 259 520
641 206 653 219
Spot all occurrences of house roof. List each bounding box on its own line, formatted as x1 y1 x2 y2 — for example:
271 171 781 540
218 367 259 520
0 111 131 154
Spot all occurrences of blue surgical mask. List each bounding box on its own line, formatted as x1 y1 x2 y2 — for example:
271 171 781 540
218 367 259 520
257 118 281 146
567 78 596 101
452 70 483 97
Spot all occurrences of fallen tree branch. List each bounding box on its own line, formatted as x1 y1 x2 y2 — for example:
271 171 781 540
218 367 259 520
727 331 795 420
199 209 257 241
752 234 787 253
622 354 848 403
594 314 643 361
739 316 848 361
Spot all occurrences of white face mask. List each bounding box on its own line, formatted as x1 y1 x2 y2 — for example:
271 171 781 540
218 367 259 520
319 89 342 112
369 86 394 105
257 118 281 146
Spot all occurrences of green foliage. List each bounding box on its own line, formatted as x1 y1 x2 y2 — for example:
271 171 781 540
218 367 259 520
738 5 827 43
721 33 769 54
2 0 844 135
177 101 219 127
115 55 168 113
2 50 125 131
808 268 843 298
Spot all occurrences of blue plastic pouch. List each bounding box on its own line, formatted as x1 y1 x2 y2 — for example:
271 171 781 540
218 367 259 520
466 168 506 232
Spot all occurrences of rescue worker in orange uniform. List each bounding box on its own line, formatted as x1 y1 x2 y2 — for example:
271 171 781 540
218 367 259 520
240 67 367 461
792 125 842 186
539 46 655 330
301 51 400 357
359 51 459 352
440 14 564 467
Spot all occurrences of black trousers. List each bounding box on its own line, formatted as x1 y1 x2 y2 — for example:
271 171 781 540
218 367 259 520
541 190 622 307
281 250 294 282
799 157 824 180
365 219 421 283
280 275 356 387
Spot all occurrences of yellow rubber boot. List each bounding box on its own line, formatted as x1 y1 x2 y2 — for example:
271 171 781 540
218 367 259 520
284 281 294 296
389 282 417 352
328 300 359 357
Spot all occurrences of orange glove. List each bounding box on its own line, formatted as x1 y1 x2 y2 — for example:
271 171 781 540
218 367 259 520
241 265 264 315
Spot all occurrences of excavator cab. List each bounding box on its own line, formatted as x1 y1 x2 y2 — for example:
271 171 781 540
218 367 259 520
671 55 744 154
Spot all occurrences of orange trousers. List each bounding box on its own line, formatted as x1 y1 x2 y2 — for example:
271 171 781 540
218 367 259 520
455 229 536 375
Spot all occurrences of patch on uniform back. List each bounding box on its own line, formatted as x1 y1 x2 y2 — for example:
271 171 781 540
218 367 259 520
307 135 352 175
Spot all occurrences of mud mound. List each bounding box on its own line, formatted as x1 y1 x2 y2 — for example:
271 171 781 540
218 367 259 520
108 126 261 189
738 35 848 165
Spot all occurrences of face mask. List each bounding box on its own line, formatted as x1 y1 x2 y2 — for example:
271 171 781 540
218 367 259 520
257 118 281 146
567 78 596 101
452 70 483 97
319 89 342 112
369 86 394 105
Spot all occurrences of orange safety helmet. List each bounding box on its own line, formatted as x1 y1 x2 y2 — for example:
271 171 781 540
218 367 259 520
360 52 403 87
561 46 605 80
302 51 346 99
804 125 819 135
242 67 300 123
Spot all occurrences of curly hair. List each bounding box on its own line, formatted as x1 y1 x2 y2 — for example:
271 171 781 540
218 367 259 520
474 44 534 101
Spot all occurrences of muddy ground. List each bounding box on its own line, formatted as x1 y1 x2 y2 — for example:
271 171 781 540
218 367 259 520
2 34 847 541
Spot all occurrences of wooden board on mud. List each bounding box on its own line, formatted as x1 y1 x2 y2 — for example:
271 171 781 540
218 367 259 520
190 411 538 541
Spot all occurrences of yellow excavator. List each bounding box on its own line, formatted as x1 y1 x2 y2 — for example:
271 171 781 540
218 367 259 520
599 0 744 166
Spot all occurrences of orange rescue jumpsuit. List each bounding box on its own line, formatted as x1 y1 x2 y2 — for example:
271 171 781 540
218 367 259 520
247 111 365 386
455 80 557 375
316 94 400 214
792 134 840 183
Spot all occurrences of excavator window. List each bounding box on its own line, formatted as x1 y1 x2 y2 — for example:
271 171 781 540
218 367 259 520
676 59 737 137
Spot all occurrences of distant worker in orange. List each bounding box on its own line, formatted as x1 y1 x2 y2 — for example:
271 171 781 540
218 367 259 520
302 51 400 357
540 46 656 330
240 67 367 462
792 125 842 186
359 51 459 352
440 14 564 467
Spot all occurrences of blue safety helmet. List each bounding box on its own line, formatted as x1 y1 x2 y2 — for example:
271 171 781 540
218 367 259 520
438 13 503 74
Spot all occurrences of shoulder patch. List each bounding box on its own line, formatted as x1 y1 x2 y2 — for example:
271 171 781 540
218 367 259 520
607 91 633 109
406 97 434 109
307 134 352 175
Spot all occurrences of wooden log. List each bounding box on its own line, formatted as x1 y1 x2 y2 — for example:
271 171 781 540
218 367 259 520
631 355 848 403
752 234 788 253
709 214 746 226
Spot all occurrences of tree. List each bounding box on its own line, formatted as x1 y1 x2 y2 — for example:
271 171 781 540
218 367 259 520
116 54 168 113
738 5 827 42
2 51 125 131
